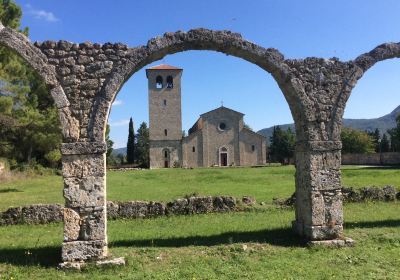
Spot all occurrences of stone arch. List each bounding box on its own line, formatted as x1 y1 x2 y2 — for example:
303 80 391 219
88 29 307 143
330 42 400 140
0 23 78 142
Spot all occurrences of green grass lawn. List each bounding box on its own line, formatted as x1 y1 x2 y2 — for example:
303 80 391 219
1 165 400 211
0 166 399 279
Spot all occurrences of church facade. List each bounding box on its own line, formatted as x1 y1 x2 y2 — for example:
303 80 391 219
147 64 267 169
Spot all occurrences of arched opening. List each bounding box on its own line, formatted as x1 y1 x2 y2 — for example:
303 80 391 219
341 57 400 166
166 76 173 88
162 148 170 168
156 75 163 89
333 55 400 255
219 147 228 167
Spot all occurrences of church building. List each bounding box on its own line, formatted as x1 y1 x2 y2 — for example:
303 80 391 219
146 64 267 168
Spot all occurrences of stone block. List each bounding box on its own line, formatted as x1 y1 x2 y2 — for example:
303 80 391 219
61 142 107 155
322 190 343 225
63 176 105 208
310 169 341 191
62 154 105 178
62 240 107 262
50 85 70 109
304 224 343 241
106 201 120 219
79 208 106 241
64 208 81 241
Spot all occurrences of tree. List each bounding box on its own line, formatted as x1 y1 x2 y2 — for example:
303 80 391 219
341 127 374 154
380 133 390 153
136 122 149 168
367 128 380 153
388 114 400 152
105 124 114 164
269 126 295 164
0 0 62 168
126 118 135 164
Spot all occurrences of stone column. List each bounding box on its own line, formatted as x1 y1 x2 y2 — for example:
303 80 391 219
293 140 344 241
60 142 108 262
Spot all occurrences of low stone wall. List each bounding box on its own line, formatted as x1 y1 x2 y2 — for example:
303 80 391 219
0 195 243 226
274 185 400 206
0 204 64 226
341 152 400 165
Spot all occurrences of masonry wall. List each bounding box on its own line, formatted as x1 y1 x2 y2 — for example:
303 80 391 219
239 129 266 166
182 131 203 168
341 152 400 165
149 140 181 168
202 110 242 166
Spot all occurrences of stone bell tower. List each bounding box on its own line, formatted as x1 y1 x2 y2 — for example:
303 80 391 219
146 64 183 168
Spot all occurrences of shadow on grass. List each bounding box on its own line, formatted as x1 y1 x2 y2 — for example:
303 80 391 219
0 245 61 267
0 188 22 193
110 227 306 248
345 219 400 229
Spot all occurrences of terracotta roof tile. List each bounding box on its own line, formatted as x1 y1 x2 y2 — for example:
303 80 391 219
146 64 182 70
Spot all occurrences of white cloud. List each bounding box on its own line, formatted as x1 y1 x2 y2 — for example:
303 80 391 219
109 119 130 127
112 100 123 106
25 4 59 22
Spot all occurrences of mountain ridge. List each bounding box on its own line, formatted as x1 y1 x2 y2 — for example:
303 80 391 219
113 105 400 155
257 105 400 142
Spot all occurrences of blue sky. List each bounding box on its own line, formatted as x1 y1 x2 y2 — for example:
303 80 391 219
17 0 400 148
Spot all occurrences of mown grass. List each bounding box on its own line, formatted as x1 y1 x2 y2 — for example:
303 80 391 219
1 165 400 211
0 165 399 279
0 202 398 279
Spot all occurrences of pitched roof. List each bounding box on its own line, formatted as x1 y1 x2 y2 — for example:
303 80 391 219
200 106 244 117
146 64 182 70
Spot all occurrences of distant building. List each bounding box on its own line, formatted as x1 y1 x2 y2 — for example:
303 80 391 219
146 64 267 168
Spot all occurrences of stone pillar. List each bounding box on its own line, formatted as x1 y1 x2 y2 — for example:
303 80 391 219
60 142 108 262
293 141 343 241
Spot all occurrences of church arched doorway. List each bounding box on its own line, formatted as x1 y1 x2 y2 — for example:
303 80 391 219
163 149 170 168
219 147 228 167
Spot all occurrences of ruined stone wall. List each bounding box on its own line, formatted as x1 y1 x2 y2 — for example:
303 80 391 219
1 21 399 264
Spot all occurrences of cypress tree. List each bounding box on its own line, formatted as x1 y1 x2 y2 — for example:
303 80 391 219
126 117 135 164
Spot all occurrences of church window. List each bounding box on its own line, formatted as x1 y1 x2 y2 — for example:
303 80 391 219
166 76 173 88
192 146 195 152
164 150 168 158
218 122 226 131
163 99 167 106
156 75 163 89
164 129 168 136
252 145 255 152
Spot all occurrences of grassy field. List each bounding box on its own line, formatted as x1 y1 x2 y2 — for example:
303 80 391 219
1 165 400 211
0 166 399 279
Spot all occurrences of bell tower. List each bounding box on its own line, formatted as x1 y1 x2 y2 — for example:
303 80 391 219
146 64 183 168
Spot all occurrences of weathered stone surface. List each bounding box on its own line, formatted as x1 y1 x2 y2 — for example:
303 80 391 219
62 240 107 262
62 154 105 178
79 208 106 241
96 257 125 266
64 176 105 208
4 24 398 263
242 196 256 205
61 142 107 155
106 201 119 219
309 237 355 247
0 204 63 226
167 196 236 214
118 201 166 218
64 208 81 241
